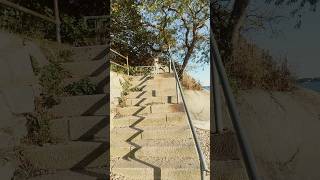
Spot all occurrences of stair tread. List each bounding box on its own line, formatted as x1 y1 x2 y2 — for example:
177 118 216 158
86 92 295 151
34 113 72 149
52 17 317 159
62 60 106 77
111 138 194 147
27 168 108 180
112 157 199 169
113 112 185 121
49 94 108 117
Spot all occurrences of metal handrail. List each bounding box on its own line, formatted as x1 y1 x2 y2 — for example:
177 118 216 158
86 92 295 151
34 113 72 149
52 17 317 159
110 61 127 69
0 0 61 43
110 48 129 75
211 31 259 179
171 61 209 179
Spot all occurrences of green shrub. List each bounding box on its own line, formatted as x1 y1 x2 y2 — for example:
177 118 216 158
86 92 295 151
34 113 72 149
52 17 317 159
24 111 54 146
129 66 153 76
39 62 70 97
57 49 74 62
111 63 128 74
120 77 132 96
64 78 97 95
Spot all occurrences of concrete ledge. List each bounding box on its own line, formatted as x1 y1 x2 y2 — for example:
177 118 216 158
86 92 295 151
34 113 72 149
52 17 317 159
22 142 108 170
49 94 108 117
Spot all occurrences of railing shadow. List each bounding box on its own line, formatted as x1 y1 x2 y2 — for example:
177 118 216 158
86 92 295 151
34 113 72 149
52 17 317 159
136 91 147 98
69 94 109 179
81 94 108 116
134 98 147 106
91 61 108 76
92 47 108 61
136 76 151 88
122 107 161 180
96 76 108 94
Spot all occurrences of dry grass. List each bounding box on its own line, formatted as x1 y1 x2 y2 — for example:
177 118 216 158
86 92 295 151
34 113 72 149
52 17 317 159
181 73 203 91
226 39 295 91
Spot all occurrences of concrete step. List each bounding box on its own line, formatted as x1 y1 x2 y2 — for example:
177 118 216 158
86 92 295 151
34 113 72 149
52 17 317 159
51 116 109 142
112 112 185 127
125 96 177 106
126 91 156 98
71 45 107 62
154 73 174 79
115 104 184 116
22 142 108 170
63 75 108 94
28 168 108 180
111 138 194 148
111 157 200 180
130 78 176 90
111 146 197 159
61 60 107 77
49 94 108 117
126 90 177 99
212 160 249 180
110 126 192 142
130 75 153 82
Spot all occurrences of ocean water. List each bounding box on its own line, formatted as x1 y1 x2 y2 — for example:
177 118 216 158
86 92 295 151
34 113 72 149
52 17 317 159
300 81 320 92
203 86 210 91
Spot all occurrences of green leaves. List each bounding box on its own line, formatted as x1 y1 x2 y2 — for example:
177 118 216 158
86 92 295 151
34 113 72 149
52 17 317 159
139 0 210 69
39 62 70 97
64 78 97 96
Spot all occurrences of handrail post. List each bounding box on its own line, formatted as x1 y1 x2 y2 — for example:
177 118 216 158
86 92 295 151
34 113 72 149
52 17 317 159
212 55 223 134
126 56 129 75
169 58 172 73
54 0 61 43
176 81 179 103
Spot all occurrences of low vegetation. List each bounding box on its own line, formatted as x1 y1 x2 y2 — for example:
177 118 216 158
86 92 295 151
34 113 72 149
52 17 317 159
23 46 73 146
118 77 132 107
181 73 203 91
23 97 57 146
39 62 70 99
64 78 97 96
226 39 295 92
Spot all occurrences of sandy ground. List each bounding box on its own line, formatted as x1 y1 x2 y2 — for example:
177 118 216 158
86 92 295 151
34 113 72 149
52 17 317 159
184 87 320 179
184 89 211 178
184 89 210 130
235 88 320 180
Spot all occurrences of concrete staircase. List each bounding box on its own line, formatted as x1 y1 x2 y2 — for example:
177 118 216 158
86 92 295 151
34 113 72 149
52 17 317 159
110 73 201 179
24 45 109 180
22 44 249 179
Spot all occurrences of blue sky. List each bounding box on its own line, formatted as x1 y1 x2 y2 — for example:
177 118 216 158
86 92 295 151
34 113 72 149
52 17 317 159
187 62 210 87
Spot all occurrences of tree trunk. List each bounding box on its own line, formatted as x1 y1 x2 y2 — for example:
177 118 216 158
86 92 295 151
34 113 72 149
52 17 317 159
226 0 250 60
178 46 194 78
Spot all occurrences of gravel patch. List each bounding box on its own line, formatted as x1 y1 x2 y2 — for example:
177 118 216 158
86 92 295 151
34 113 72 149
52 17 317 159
196 128 211 178
110 172 126 180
